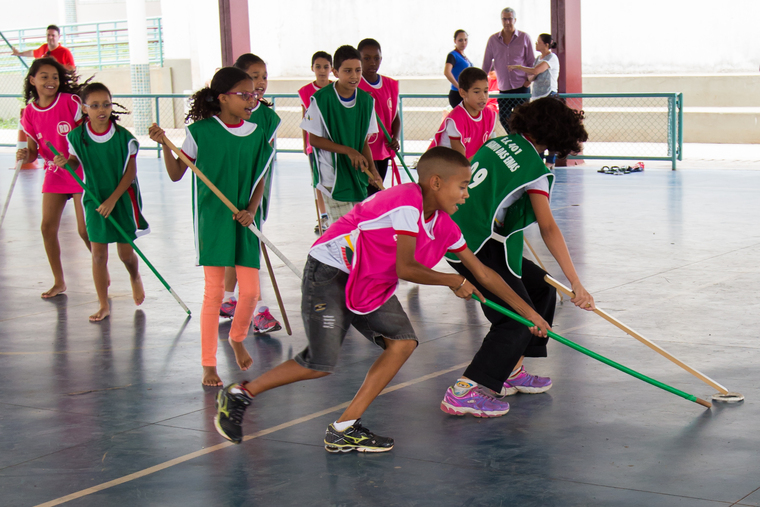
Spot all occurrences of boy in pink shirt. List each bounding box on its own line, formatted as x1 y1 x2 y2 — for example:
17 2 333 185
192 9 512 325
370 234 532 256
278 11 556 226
429 67 497 160
358 38 401 195
298 51 333 233
214 147 549 452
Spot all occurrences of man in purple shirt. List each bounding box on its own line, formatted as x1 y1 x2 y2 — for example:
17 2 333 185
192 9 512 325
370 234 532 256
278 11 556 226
482 7 535 132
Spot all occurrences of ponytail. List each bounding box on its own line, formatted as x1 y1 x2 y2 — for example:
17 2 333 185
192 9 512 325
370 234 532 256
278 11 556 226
185 67 252 123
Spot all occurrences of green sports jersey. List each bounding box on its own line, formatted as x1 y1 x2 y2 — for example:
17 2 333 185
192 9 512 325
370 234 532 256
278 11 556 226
186 117 274 268
446 134 553 277
247 102 281 143
311 84 374 202
67 122 149 244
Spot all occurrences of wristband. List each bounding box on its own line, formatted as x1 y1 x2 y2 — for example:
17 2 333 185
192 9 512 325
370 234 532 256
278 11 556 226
451 276 466 291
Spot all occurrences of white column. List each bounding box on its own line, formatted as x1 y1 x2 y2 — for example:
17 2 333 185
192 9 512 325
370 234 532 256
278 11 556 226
126 0 152 132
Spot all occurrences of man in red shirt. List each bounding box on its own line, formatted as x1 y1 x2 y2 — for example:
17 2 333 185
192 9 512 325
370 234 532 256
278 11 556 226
12 25 75 71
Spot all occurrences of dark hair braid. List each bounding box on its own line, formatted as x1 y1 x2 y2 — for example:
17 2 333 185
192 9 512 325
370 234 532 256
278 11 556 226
185 67 252 122
78 82 130 147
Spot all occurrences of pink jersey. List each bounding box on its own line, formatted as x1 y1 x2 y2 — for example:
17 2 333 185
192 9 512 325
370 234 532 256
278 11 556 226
20 92 84 194
429 104 497 159
358 75 399 161
298 82 326 155
310 183 466 314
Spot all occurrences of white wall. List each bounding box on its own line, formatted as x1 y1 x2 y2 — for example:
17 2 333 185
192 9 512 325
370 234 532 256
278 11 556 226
581 0 760 74
159 0 221 90
250 0 552 78
0 0 161 28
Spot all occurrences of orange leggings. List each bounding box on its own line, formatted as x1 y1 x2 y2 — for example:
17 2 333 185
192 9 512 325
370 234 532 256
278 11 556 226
201 265 260 367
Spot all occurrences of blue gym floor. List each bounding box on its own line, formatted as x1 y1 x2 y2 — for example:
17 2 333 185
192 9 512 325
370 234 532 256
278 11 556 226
0 153 758 506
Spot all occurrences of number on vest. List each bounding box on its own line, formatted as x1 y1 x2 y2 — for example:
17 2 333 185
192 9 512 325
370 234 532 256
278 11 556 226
468 162 488 189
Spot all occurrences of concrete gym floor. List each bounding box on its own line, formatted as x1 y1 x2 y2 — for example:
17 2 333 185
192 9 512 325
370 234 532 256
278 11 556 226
0 152 758 507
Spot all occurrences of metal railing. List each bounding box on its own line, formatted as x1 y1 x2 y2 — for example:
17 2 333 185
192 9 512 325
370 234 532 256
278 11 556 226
0 18 164 72
0 91 684 169
270 92 684 169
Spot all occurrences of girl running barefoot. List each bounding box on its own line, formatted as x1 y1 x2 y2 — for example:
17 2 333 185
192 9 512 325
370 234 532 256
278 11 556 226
53 82 149 322
215 53 283 335
17 57 90 298
148 67 275 387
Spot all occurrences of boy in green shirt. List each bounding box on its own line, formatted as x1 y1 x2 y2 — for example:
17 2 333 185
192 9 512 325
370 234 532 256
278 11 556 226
300 45 383 221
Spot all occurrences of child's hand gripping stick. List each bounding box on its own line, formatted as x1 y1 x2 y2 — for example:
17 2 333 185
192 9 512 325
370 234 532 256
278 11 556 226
45 141 191 315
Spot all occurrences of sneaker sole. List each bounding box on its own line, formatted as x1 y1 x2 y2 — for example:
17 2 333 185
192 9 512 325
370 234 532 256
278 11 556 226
213 415 242 444
440 401 509 418
499 386 519 397
324 443 394 453
513 383 552 394
254 323 282 334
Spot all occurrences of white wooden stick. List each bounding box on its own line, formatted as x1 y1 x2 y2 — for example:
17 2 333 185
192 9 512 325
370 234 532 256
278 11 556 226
544 274 729 394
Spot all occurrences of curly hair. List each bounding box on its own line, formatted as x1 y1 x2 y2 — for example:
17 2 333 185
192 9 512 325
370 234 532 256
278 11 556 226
508 97 588 158
23 57 89 104
185 67 252 123
78 82 130 147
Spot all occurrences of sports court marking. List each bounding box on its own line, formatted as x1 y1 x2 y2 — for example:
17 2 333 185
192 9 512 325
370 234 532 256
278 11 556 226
34 361 470 507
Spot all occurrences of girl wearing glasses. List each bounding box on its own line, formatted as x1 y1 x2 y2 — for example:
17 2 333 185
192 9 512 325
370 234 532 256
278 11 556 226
148 67 274 387
53 82 149 322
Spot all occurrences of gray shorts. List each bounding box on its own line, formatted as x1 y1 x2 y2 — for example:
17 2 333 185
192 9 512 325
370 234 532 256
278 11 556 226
321 194 359 223
295 256 418 372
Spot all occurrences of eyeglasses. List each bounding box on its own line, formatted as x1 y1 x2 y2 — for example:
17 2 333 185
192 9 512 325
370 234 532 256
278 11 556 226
225 91 257 101
84 103 112 110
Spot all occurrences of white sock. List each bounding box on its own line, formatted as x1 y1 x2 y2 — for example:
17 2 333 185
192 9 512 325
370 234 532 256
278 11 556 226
333 419 356 432
452 378 477 396
509 366 524 379
256 301 268 313
223 291 235 303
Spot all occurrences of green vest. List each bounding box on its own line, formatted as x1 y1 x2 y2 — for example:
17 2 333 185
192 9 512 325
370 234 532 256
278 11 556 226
188 117 274 268
312 84 373 202
446 134 553 277
247 103 281 143
67 123 148 244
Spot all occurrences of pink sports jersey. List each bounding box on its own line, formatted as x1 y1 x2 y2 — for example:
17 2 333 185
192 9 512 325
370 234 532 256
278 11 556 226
298 82 324 155
429 104 497 159
311 183 466 314
358 75 399 161
20 92 84 194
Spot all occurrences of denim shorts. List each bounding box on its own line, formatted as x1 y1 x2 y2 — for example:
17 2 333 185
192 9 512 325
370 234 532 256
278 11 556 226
295 256 418 372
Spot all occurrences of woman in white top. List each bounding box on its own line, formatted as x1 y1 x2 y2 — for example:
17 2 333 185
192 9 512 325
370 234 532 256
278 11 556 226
509 33 559 99
509 33 561 166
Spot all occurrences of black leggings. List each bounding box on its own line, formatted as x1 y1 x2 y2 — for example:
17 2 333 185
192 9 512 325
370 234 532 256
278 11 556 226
367 158 390 196
448 89 463 108
450 238 556 392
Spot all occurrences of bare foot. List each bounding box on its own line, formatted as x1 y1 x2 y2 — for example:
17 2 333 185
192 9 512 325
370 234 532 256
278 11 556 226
203 366 223 387
41 283 66 299
229 338 253 371
89 306 110 322
131 273 145 306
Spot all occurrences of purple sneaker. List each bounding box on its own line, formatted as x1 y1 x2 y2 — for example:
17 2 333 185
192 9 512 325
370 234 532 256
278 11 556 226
440 385 510 418
219 297 237 319
253 306 282 334
501 366 552 396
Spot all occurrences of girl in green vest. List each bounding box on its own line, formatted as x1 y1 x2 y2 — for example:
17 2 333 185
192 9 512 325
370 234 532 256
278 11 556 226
441 97 596 418
148 67 275 387
53 82 148 322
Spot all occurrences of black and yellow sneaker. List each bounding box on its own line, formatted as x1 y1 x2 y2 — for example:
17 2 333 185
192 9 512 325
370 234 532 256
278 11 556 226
323 418 394 453
214 383 252 444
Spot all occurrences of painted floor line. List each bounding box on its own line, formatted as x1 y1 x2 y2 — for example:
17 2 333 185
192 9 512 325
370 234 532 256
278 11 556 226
34 361 470 507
